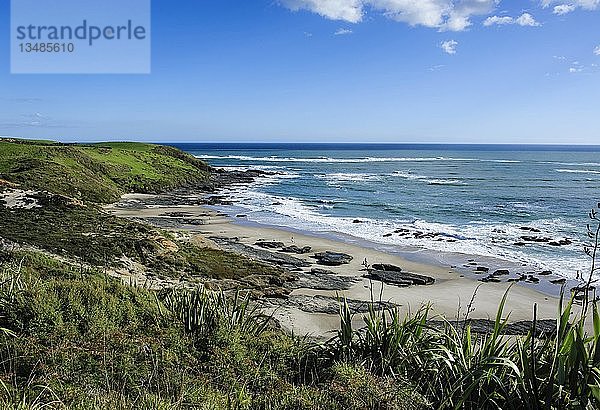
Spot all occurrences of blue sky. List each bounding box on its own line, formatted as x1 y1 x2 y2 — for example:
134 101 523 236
0 0 599 144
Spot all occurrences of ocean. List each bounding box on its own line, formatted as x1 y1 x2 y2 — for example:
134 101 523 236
173 143 600 281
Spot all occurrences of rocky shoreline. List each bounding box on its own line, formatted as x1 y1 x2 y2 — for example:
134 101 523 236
104 174 572 335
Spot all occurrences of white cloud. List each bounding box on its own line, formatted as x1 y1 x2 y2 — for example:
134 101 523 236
553 4 576 14
428 64 446 71
334 28 353 35
594 45 600 55
280 0 499 31
281 0 364 23
483 12 541 27
441 39 458 54
483 15 514 25
443 0 499 31
369 0 453 28
569 61 585 72
370 0 497 31
516 13 541 26
542 0 600 11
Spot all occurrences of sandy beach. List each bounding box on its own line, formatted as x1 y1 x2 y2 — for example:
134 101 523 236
107 193 573 337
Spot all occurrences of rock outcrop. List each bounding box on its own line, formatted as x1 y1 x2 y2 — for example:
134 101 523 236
364 264 435 287
311 251 353 266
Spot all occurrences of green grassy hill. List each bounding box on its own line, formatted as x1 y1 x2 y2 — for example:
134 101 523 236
0 138 427 409
0 139 288 296
0 139 212 203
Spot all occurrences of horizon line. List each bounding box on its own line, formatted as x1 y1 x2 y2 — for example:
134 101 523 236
2 136 600 147
165 142 600 147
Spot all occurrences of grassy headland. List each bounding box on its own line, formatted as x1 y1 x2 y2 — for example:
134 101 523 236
0 139 211 203
1 138 600 409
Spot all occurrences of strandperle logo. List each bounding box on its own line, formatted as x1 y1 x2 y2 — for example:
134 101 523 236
10 0 151 74
15 20 148 47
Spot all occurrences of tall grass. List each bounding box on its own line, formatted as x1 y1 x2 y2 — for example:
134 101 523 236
0 256 24 337
0 254 63 409
159 287 271 337
325 289 600 408
322 203 600 409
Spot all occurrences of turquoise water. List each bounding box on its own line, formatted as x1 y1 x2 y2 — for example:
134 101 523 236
175 144 600 280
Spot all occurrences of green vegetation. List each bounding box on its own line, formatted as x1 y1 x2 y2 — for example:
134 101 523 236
1 138 599 408
0 138 211 203
328 290 600 408
0 190 288 297
0 250 426 409
3 245 599 409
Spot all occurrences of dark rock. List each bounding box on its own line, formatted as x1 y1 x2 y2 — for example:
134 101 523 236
539 270 552 276
280 245 312 254
287 272 359 291
521 236 551 243
353 219 363 224
180 218 206 226
366 274 411 287
265 295 397 315
550 278 566 285
255 241 285 249
211 237 310 270
383 233 392 237
235 214 247 218
548 239 573 247
144 217 206 228
203 195 234 205
210 169 272 189
479 275 501 283
520 227 541 233
475 266 490 273
526 275 540 284
159 211 194 218
312 251 353 266
241 274 286 289
311 268 336 275
413 232 439 239
261 287 290 299
371 263 403 273
365 270 434 287
514 242 527 246
493 269 510 276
